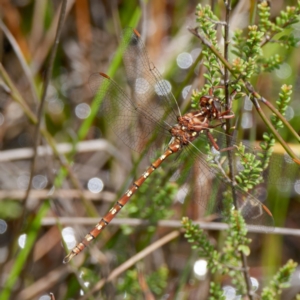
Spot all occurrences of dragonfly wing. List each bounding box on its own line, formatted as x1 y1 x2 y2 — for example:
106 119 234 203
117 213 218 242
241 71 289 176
120 28 180 128
234 188 274 229
171 136 274 231
89 28 180 153
206 128 300 196
89 73 171 153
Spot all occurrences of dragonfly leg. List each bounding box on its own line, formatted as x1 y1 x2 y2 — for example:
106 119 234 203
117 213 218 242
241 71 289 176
206 130 236 153
206 131 220 151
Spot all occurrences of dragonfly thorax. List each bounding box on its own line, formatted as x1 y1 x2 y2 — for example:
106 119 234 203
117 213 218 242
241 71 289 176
178 112 210 130
170 112 210 145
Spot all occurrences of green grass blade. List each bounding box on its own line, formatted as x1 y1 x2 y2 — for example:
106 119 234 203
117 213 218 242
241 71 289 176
0 201 50 300
77 7 141 141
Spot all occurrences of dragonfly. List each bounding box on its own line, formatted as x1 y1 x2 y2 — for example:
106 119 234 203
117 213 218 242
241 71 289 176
63 28 277 263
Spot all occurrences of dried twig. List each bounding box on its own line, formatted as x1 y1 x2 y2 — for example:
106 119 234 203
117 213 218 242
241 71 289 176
0 19 38 104
0 190 115 202
78 230 180 299
23 0 68 208
41 217 300 237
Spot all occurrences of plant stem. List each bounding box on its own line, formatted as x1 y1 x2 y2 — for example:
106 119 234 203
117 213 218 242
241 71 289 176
188 26 300 164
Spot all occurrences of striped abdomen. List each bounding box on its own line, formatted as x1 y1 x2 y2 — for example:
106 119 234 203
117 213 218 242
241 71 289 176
63 140 181 263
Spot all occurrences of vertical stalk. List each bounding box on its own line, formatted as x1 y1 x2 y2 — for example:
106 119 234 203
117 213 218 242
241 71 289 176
22 0 68 209
223 1 253 299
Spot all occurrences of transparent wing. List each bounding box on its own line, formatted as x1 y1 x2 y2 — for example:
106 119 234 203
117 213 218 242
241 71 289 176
204 128 300 191
120 28 180 127
89 73 170 153
191 129 300 229
168 130 276 230
89 28 180 153
87 28 300 230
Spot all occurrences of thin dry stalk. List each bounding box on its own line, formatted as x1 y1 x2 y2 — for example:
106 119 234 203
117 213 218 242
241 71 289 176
0 19 38 104
79 230 180 299
40 217 300 236
23 0 68 208
31 0 76 75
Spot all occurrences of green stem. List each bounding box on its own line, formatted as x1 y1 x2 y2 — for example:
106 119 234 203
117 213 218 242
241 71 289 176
249 93 298 162
260 96 300 143
188 27 300 163
0 201 50 300
77 7 141 141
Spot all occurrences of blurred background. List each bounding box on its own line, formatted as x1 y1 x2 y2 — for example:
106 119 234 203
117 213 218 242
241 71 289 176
0 0 300 299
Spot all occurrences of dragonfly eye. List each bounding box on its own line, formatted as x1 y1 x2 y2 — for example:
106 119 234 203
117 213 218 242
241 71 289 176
199 96 209 106
213 99 222 110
